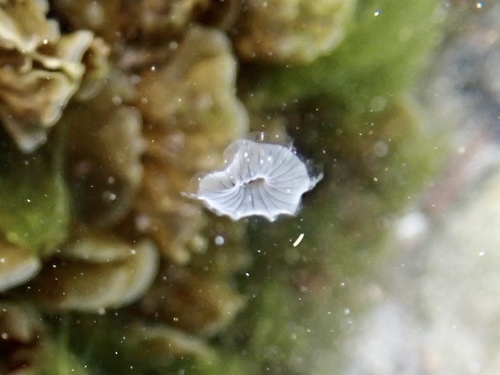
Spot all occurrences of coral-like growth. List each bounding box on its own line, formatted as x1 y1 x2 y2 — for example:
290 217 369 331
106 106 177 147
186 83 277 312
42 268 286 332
28 230 159 311
135 26 248 263
234 0 354 63
0 0 108 152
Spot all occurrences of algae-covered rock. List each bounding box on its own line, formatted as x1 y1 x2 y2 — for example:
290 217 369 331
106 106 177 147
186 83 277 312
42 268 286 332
0 0 109 152
64 71 143 227
50 0 122 43
0 131 70 255
246 0 442 112
234 0 354 64
138 25 248 172
141 263 246 336
52 0 211 70
121 0 210 41
63 315 256 375
53 0 209 43
137 216 249 336
134 25 248 263
0 302 88 375
0 302 45 374
0 242 40 292
28 235 158 311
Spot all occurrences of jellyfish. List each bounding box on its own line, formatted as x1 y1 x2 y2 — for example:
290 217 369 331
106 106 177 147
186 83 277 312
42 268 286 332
187 138 323 221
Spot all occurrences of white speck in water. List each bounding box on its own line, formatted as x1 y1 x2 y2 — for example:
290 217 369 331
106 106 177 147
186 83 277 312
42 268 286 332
478 251 485 256
369 96 387 112
373 141 389 157
374 9 381 16
186 139 322 221
344 308 350 315
102 191 117 202
111 96 122 106
98 308 106 315
293 233 305 247
214 235 225 245
85 2 104 26
396 211 429 241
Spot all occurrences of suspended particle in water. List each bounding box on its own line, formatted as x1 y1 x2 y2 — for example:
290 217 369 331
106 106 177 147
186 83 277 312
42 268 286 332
186 138 323 221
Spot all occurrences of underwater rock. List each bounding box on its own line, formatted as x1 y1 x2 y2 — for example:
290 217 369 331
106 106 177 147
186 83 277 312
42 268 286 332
74 36 111 101
53 0 208 43
28 235 159 311
65 315 231 375
0 0 109 152
233 0 354 64
0 133 70 254
0 302 44 374
121 0 210 41
64 70 143 227
50 0 122 43
0 302 90 375
136 216 249 336
138 25 248 172
133 160 209 264
125 324 215 360
118 0 210 70
247 0 442 109
0 242 40 293
188 216 251 278
52 0 211 70
141 264 246 336
134 25 248 263
198 0 241 31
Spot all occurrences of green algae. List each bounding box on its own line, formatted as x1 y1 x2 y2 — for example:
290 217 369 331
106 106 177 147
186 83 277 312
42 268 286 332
57 313 257 375
244 0 442 114
39 335 90 375
231 96 445 373
0 129 69 254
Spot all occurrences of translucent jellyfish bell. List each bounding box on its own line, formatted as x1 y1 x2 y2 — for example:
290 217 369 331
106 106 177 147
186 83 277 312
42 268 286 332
188 139 323 221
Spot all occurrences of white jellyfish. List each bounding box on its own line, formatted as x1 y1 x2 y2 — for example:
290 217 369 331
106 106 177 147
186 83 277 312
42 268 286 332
187 138 323 221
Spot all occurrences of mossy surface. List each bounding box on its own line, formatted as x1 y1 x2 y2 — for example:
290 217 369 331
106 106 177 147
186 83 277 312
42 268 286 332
0 129 69 254
244 0 442 114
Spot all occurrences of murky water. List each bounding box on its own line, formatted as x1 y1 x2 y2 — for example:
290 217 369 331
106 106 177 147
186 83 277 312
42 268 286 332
0 1 498 374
